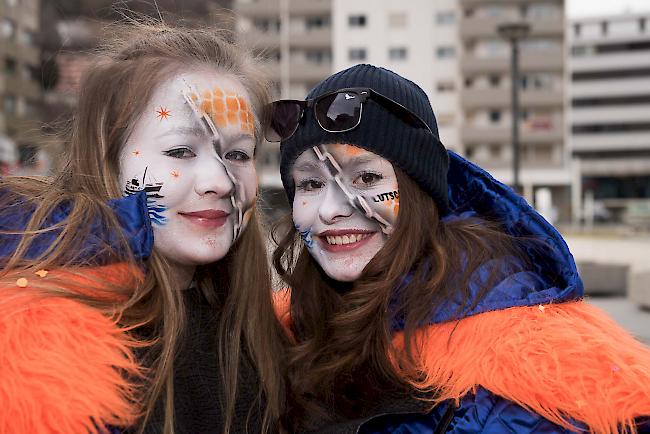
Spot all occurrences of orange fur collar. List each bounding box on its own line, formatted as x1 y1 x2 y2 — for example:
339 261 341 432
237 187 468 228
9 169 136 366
0 265 143 433
273 289 650 433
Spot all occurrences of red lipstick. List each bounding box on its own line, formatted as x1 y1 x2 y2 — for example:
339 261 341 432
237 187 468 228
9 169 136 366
179 209 229 229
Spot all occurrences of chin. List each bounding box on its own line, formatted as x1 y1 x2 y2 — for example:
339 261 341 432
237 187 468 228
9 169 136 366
322 264 365 283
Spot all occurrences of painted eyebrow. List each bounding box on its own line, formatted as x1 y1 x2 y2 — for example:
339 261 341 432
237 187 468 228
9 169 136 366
157 125 207 138
293 161 324 173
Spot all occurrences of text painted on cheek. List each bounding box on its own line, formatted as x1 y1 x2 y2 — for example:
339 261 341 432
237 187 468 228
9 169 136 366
372 191 399 202
187 87 255 134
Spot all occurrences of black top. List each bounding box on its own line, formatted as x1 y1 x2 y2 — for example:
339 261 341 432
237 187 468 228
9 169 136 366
141 287 263 434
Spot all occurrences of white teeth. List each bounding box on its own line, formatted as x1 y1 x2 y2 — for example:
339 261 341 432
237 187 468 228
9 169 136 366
324 233 371 245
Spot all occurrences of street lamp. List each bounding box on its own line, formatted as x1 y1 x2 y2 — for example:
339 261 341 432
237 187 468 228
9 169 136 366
497 22 530 194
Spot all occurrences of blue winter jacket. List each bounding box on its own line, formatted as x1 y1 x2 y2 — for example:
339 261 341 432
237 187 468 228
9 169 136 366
347 152 650 434
277 152 650 434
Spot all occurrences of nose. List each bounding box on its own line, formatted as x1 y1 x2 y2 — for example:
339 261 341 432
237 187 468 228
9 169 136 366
194 158 235 198
318 181 354 224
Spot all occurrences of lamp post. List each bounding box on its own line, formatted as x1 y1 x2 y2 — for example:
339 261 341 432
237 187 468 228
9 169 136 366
497 22 530 194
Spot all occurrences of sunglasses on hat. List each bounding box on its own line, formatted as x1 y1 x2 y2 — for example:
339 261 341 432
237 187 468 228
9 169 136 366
264 87 433 142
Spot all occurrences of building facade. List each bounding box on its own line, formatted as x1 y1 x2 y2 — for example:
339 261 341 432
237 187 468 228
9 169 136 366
569 13 650 225
0 0 45 174
235 0 333 193
236 0 570 220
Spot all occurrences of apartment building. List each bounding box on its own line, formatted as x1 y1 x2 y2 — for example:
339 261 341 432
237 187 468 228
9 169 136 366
235 0 333 193
236 0 570 219
458 0 568 219
0 0 44 174
332 0 462 156
569 13 650 225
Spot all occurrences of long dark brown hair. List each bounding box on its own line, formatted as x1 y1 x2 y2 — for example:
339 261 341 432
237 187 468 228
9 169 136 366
0 22 287 434
273 168 529 429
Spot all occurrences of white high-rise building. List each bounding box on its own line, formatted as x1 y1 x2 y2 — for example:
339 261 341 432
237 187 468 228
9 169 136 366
332 0 462 155
569 13 650 225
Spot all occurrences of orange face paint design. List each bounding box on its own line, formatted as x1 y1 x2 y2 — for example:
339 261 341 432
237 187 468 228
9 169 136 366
170 170 180 178
188 87 255 135
156 107 171 120
132 150 141 157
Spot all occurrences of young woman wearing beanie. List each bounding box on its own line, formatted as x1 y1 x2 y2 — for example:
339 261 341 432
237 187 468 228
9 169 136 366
269 64 650 433
0 23 288 433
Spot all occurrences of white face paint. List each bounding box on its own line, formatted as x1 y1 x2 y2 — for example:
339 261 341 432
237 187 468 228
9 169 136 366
119 70 258 268
291 144 399 282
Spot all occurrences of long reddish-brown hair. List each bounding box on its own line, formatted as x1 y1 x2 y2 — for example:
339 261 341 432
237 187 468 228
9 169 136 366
273 168 529 430
0 22 287 434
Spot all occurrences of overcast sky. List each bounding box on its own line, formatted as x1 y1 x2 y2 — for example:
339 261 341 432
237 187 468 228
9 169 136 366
567 0 650 18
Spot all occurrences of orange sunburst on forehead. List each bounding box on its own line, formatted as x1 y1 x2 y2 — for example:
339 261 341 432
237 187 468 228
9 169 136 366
156 106 171 120
188 87 255 135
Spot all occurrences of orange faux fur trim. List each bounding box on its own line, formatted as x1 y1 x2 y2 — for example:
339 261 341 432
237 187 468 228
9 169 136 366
273 287 293 342
394 301 650 434
272 292 650 433
0 265 143 433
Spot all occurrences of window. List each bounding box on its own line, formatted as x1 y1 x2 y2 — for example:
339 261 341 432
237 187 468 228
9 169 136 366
0 18 15 39
436 81 455 92
437 112 455 126
601 21 608 36
5 57 16 74
489 75 501 87
18 144 37 167
436 11 456 25
3 95 17 114
349 15 367 27
388 47 407 61
306 15 330 30
465 77 474 88
640 18 646 33
305 50 331 64
489 144 502 158
253 18 280 32
18 29 34 45
574 23 581 37
348 48 367 61
489 110 501 123
388 12 407 28
436 46 456 59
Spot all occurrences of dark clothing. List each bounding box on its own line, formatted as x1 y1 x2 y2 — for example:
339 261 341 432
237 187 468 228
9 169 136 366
141 287 263 434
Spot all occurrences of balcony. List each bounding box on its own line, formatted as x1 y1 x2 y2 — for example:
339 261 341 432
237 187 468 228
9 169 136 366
461 120 564 145
461 87 563 109
235 0 330 17
3 75 42 100
460 48 563 74
256 60 332 82
460 16 563 39
239 27 331 50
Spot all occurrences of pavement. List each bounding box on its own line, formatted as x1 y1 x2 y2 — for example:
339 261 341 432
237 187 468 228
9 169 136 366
587 296 650 344
563 232 650 345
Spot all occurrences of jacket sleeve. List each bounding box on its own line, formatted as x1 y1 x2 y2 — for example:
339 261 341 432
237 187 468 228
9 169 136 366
0 286 142 433
0 190 153 264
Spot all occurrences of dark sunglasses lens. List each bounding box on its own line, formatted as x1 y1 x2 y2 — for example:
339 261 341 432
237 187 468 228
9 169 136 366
266 101 302 142
315 91 362 132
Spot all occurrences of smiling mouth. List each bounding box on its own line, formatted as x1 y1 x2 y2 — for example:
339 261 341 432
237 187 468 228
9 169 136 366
179 209 230 229
317 230 376 252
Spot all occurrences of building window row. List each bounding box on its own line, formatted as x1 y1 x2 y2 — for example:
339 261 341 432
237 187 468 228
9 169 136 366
572 94 650 107
572 40 650 57
573 67 650 81
573 122 650 134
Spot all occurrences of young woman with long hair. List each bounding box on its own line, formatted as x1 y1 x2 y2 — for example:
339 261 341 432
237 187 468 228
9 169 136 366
269 64 650 433
0 23 287 433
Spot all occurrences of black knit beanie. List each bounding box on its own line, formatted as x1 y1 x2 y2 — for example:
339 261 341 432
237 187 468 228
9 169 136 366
279 64 450 215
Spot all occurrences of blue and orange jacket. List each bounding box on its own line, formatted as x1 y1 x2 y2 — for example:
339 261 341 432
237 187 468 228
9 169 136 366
273 152 650 433
0 192 152 433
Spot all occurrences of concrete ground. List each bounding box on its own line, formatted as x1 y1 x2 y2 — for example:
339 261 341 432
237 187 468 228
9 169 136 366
563 232 650 344
587 296 650 344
